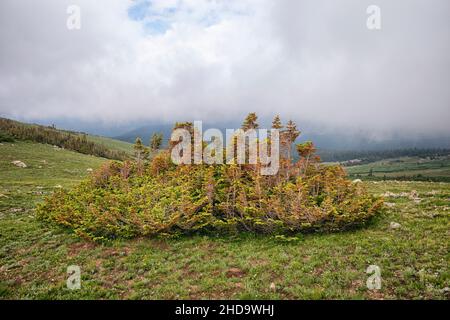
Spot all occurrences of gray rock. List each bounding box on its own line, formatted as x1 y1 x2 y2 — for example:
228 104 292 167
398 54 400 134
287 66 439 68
390 222 401 229
11 160 27 168
270 282 276 292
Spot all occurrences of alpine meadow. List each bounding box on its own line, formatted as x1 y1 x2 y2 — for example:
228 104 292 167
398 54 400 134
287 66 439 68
0 0 449 309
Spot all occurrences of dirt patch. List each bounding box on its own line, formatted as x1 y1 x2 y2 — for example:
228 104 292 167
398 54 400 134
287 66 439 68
150 240 171 251
226 267 246 278
312 267 325 276
67 242 96 257
100 246 132 259
366 289 386 300
250 258 269 267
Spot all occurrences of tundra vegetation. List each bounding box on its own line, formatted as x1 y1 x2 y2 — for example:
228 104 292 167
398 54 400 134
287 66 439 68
0 118 129 161
36 114 383 241
0 120 448 299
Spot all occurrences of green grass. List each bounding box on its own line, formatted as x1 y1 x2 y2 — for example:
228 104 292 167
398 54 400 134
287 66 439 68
0 141 449 299
83 135 134 156
346 156 450 181
0 141 105 187
1 117 135 157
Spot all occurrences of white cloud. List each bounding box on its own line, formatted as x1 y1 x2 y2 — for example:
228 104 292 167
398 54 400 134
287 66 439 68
0 0 449 137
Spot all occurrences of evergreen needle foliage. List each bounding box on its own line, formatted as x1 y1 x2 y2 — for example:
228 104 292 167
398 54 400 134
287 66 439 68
0 118 129 160
37 115 383 241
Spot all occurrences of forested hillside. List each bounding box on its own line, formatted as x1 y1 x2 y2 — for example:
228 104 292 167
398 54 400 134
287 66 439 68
0 118 130 160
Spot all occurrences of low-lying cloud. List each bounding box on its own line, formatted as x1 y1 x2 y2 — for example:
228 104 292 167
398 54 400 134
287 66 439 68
0 0 449 138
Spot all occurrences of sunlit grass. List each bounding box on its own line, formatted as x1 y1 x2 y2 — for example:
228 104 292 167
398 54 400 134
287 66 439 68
0 142 448 299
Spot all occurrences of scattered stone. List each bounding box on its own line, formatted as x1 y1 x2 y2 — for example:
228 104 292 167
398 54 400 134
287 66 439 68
269 282 276 292
10 208 23 213
189 285 199 292
87 168 93 173
384 190 423 203
409 190 420 200
407 190 422 204
352 179 362 184
402 192 412 197
418 269 426 281
390 222 401 229
383 191 397 198
385 202 396 208
422 212 442 219
11 160 27 168
54 185 63 189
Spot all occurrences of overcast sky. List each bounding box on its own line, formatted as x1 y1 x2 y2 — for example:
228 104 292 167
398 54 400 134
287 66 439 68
0 0 449 137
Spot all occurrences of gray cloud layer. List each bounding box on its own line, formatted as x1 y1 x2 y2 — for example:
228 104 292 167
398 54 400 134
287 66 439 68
0 0 449 137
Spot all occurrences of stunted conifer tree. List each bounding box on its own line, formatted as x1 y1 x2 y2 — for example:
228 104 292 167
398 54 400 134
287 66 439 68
134 137 144 159
150 133 163 152
242 112 259 131
285 120 300 162
169 122 194 150
239 113 259 166
296 141 316 174
134 137 146 175
37 113 384 240
272 115 283 130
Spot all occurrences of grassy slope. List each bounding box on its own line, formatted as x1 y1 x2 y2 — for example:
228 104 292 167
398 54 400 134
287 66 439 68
0 142 105 187
1 117 135 157
0 142 106 213
346 156 450 180
83 135 134 156
0 142 449 299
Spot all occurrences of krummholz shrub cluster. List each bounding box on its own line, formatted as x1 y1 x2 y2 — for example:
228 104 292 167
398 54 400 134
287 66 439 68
37 117 383 241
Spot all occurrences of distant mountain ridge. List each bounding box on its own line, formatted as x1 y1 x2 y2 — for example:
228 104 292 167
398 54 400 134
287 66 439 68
114 122 450 151
4 115 449 153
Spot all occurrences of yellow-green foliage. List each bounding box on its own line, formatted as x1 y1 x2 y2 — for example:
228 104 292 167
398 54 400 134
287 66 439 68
37 151 383 240
0 117 129 160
